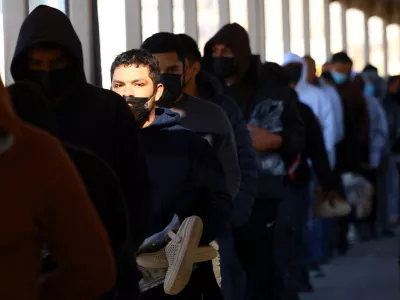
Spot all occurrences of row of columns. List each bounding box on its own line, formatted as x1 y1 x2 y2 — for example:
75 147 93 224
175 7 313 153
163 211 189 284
1 0 396 85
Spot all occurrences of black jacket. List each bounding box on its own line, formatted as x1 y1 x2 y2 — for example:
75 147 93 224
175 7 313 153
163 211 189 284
141 108 232 244
294 102 335 190
204 24 304 200
10 5 151 254
197 71 258 227
248 63 305 199
8 81 133 299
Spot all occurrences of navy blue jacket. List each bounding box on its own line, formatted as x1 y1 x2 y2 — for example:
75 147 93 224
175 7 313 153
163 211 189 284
197 71 258 227
141 108 233 244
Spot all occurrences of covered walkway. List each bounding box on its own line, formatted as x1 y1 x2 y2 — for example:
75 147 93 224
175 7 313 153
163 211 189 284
302 234 400 300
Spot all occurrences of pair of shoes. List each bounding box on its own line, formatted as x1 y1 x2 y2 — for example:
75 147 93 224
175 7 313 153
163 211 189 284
136 216 217 295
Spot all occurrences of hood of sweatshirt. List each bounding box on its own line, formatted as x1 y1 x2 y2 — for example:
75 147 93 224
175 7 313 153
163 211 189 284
196 71 225 100
146 108 182 131
11 5 86 84
283 52 308 90
204 23 252 81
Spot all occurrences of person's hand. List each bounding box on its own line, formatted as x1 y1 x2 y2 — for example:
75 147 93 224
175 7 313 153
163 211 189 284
248 125 282 151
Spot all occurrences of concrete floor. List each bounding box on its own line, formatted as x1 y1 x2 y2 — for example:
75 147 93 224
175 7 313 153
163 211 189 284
301 235 400 300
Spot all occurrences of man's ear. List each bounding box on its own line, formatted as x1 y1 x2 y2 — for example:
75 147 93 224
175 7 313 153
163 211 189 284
193 61 201 77
154 83 164 102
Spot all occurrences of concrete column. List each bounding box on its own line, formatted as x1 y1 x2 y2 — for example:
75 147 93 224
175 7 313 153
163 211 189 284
324 0 331 58
158 0 173 32
383 22 389 77
184 0 198 40
364 15 370 64
248 0 266 60
3 0 29 85
341 2 347 51
68 0 95 84
282 0 291 53
219 0 230 27
303 0 311 55
125 0 142 49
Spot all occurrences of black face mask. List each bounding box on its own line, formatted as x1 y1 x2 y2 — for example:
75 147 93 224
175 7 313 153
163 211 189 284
284 65 303 84
28 68 74 99
212 57 236 79
124 96 151 125
159 73 183 108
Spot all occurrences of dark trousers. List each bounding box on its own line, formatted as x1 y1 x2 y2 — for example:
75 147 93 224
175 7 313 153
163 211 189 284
235 190 295 300
234 199 278 300
287 183 310 290
138 262 223 300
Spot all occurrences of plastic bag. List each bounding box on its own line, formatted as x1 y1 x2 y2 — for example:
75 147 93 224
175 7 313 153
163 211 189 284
341 172 374 219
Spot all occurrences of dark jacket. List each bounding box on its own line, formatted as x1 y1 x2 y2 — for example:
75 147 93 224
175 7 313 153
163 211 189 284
250 62 305 199
294 102 335 190
8 81 131 300
334 77 370 173
383 93 400 153
204 24 304 200
141 108 232 244
10 5 151 254
196 71 258 227
203 23 261 119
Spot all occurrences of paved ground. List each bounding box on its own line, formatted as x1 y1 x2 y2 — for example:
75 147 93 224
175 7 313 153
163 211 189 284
301 235 400 300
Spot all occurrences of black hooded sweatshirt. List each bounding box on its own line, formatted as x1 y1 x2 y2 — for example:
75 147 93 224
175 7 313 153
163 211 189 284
10 6 151 255
8 81 133 300
203 23 261 119
204 25 305 200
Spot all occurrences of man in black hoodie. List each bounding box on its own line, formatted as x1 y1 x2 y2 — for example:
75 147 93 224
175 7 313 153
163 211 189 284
176 33 257 300
8 81 129 300
110 48 232 299
10 6 151 298
204 24 305 300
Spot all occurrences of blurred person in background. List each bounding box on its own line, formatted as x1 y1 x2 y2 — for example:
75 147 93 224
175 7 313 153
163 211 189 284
328 52 370 254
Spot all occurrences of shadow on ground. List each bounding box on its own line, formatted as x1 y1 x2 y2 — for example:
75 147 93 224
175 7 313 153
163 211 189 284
301 234 400 300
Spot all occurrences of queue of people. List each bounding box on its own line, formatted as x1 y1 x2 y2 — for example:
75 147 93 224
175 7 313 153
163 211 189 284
1 5 398 300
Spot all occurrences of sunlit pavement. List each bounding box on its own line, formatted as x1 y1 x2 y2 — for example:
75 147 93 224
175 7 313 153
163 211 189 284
301 233 400 300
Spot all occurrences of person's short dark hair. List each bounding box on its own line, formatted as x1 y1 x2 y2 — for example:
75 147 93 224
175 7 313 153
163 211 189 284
110 48 160 86
141 32 185 64
303 55 314 62
176 34 201 64
331 51 353 65
363 64 378 73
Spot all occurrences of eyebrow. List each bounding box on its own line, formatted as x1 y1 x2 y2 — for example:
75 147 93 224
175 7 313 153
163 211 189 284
112 78 147 84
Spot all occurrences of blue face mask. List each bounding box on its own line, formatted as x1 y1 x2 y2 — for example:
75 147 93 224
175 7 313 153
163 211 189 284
364 82 375 98
330 71 347 85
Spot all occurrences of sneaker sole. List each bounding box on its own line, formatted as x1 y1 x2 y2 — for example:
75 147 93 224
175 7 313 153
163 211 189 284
164 216 203 295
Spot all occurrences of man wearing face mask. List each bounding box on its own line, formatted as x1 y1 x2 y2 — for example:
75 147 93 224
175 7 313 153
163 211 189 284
141 32 241 202
111 48 232 299
329 52 370 253
10 6 151 298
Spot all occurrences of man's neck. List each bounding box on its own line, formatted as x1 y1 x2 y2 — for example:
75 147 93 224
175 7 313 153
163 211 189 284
142 109 156 128
183 79 199 97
